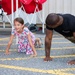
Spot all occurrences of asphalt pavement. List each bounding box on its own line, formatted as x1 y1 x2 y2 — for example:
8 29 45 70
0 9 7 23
0 30 75 75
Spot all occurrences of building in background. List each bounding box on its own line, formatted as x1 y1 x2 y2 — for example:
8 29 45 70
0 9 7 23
1 0 75 25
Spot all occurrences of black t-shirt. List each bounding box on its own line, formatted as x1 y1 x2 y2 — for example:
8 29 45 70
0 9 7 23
46 14 75 37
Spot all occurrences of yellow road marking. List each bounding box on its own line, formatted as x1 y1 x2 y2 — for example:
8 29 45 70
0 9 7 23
0 37 69 41
0 49 17 52
0 55 75 61
38 55 75 58
43 37 68 39
0 64 74 75
0 43 16 46
0 57 29 61
0 41 72 46
40 37 70 40
52 42 71 43
36 46 75 50
0 41 73 46
0 37 9 40
0 46 75 52
55 68 75 72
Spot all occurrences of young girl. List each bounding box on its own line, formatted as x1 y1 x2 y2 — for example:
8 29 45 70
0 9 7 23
5 17 37 57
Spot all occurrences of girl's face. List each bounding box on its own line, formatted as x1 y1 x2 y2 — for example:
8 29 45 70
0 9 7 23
14 21 24 33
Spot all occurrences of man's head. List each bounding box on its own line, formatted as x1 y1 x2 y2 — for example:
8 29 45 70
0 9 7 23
45 13 63 28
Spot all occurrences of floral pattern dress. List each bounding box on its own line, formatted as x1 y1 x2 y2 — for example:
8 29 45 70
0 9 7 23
11 27 35 55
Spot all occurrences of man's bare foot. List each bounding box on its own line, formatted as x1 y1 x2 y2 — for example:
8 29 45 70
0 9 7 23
44 57 52 61
68 60 75 65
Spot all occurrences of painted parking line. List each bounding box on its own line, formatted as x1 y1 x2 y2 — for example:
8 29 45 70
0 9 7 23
0 46 75 52
0 64 74 75
0 37 70 41
0 57 29 61
38 55 75 59
0 41 73 46
0 43 16 46
0 49 17 52
0 37 9 40
0 55 75 61
35 37 71 40
0 41 72 46
36 46 75 50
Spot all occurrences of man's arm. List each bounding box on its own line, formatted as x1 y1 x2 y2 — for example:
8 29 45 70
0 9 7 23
44 29 53 61
73 32 75 38
67 32 75 65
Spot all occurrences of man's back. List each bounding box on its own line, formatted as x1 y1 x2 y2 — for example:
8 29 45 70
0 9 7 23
53 14 75 37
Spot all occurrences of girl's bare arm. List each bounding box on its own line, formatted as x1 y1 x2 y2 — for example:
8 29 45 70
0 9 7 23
27 33 37 56
5 35 14 54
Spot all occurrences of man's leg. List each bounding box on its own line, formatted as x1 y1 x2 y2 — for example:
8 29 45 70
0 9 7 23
65 36 75 43
65 36 75 65
68 60 75 65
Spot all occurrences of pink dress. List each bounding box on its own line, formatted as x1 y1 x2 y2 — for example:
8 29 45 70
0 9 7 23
11 27 35 55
